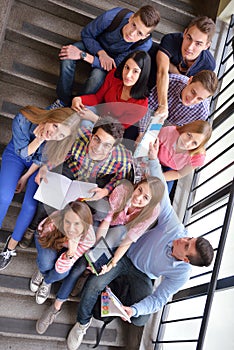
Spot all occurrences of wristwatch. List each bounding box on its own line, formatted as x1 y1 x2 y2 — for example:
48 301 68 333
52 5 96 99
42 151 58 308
80 51 87 60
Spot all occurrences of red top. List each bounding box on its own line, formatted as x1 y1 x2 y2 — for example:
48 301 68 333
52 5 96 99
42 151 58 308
80 68 148 129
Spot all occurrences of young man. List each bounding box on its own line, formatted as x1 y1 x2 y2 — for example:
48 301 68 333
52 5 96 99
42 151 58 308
19 116 133 248
65 142 214 350
53 5 160 107
138 70 218 138
148 16 216 119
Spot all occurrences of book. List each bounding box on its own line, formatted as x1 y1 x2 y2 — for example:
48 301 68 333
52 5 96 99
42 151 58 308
134 115 162 158
101 286 131 323
33 171 97 210
85 237 114 276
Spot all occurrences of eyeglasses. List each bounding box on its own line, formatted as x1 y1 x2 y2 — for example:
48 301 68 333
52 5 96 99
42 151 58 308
91 135 114 151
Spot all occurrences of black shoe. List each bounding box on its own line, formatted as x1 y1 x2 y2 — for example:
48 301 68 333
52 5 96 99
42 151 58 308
0 249 17 270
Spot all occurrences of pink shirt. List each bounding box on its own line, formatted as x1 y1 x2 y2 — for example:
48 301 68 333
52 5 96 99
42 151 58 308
38 216 96 274
104 183 160 242
158 126 205 170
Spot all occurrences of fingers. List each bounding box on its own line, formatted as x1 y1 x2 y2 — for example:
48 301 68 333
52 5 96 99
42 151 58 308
59 45 80 60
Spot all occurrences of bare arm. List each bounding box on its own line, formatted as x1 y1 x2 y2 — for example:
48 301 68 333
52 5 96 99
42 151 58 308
154 51 170 119
15 163 40 193
164 164 195 181
96 220 110 242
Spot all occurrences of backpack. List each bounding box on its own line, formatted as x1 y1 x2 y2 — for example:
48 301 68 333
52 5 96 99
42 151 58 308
92 275 130 348
101 8 152 51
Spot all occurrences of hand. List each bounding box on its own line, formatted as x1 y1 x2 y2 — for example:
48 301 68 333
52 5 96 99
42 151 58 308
99 263 113 275
35 165 48 185
122 306 134 320
33 124 46 142
89 187 109 201
15 175 28 193
98 51 116 71
79 109 99 122
59 45 82 60
148 139 159 160
67 237 79 257
154 106 168 123
71 96 85 112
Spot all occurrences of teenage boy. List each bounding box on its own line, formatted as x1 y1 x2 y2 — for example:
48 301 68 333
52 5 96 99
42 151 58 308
148 16 216 119
52 5 160 107
65 141 214 350
138 70 218 139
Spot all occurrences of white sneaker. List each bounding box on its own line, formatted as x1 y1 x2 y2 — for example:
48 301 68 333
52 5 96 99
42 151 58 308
30 270 44 292
67 321 91 350
36 281 51 304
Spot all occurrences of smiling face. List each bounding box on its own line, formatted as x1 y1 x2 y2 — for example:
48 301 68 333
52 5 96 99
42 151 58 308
122 14 151 43
182 25 210 62
177 132 205 151
130 182 152 208
172 237 197 262
181 80 211 106
43 123 71 141
63 209 84 241
122 58 141 87
88 128 115 161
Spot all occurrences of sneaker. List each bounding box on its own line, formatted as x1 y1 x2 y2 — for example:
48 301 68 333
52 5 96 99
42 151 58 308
47 99 65 110
36 281 51 304
0 249 17 270
36 304 61 334
30 270 44 293
19 228 35 249
67 320 91 350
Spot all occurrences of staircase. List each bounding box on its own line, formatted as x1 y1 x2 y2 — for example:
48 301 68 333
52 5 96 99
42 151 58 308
0 1 198 349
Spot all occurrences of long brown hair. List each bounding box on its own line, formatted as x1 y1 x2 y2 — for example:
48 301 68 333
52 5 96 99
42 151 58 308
176 120 212 155
112 177 164 231
38 201 93 251
20 106 81 166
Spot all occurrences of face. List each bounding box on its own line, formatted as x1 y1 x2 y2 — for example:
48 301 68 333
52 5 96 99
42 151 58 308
122 15 151 43
122 58 141 87
181 81 211 106
43 123 71 141
177 132 205 151
172 237 197 262
63 209 84 240
130 182 152 208
88 128 116 161
182 25 210 62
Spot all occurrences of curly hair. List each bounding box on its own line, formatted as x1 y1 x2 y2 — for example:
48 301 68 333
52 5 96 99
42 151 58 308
92 115 124 146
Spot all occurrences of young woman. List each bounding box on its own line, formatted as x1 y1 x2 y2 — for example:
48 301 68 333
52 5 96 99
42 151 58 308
71 50 150 132
30 201 95 306
0 106 80 270
156 120 212 192
35 175 164 335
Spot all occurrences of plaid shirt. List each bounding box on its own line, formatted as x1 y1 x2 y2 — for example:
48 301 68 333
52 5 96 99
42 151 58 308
66 128 133 193
139 74 210 131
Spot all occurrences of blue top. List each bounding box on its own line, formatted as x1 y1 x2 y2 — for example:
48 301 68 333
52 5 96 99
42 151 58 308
127 158 191 316
81 7 152 69
11 112 45 166
159 32 216 76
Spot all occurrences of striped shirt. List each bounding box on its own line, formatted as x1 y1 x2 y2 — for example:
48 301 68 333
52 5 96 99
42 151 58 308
66 128 133 193
139 74 210 132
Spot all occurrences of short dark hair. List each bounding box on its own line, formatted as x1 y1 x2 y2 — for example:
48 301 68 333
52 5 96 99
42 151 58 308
187 16 216 42
92 115 124 146
188 236 214 267
191 70 218 96
134 5 160 31
115 50 151 99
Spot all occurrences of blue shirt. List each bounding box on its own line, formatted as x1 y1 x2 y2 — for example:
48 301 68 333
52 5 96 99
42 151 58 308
127 158 191 316
12 112 45 166
81 7 152 69
159 32 216 76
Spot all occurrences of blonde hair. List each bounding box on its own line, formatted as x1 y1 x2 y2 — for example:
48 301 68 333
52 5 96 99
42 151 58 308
20 106 80 166
38 201 93 251
177 120 212 155
112 177 164 231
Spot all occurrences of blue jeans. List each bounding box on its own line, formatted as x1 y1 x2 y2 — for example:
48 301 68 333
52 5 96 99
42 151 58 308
56 41 107 106
77 255 153 326
0 141 39 241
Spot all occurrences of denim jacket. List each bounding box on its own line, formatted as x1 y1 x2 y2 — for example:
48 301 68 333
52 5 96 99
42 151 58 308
12 112 45 166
